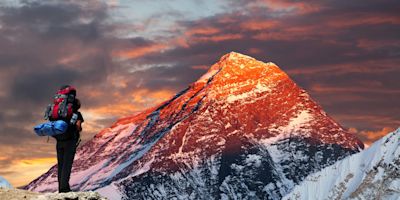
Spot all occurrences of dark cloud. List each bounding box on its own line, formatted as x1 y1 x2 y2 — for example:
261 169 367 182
11 67 79 104
0 1 107 37
0 0 115 155
0 2 111 94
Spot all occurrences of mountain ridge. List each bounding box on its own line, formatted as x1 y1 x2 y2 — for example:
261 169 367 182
284 127 400 200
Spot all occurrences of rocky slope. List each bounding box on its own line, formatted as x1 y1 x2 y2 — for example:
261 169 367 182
26 52 364 199
284 128 400 200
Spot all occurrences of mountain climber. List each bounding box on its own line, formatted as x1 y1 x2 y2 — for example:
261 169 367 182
52 85 84 193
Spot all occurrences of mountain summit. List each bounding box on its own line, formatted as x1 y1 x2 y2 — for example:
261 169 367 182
26 52 364 199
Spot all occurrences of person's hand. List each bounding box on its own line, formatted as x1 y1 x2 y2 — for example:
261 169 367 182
76 120 83 132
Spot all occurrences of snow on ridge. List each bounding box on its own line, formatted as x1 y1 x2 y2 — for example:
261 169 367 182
103 124 138 152
71 159 111 190
95 157 155 200
226 82 273 103
95 183 124 200
262 110 314 145
197 52 259 83
283 110 313 132
197 68 219 83
257 110 314 169
225 51 255 61
283 127 400 200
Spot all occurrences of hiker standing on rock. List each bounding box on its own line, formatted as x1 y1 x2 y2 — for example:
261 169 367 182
38 85 84 193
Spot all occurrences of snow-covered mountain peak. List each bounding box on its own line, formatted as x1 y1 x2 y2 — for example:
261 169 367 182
26 52 364 199
198 52 281 83
196 52 363 150
197 52 289 102
284 128 400 200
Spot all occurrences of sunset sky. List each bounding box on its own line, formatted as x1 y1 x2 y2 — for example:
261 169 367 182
0 0 399 187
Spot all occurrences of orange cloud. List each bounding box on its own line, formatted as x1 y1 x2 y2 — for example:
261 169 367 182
82 89 175 137
217 15 237 24
175 33 243 48
85 89 104 98
252 24 331 41
348 127 396 146
311 84 400 94
240 20 278 31
85 103 139 118
186 26 220 35
174 23 244 48
250 14 398 42
198 33 243 42
1 157 56 187
248 48 262 54
107 74 129 89
113 43 168 59
287 59 400 76
253 32 278 41
258 0 322 14
327 15 400 28
357 39 400 51
130 89 175 105
334 114 400 129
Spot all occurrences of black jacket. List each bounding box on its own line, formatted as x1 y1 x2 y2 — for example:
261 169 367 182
53 111 84 141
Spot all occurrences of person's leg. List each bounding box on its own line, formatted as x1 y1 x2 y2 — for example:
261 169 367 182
56 141 65 192
59 139 77 192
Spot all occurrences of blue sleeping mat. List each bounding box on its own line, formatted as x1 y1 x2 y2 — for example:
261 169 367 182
34 120 68 136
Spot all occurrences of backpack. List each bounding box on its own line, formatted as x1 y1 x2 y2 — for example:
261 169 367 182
44 86 76 121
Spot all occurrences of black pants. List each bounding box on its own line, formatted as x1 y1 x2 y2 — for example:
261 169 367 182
56 139 77 193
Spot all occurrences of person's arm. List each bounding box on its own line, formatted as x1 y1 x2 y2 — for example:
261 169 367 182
76 120 83 132
75 112 84 132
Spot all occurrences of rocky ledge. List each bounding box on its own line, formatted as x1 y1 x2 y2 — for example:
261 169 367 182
0 188 107 200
